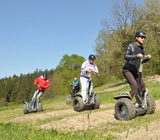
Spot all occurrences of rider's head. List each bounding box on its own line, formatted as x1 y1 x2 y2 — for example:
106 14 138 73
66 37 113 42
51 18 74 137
135 31 146 45
74 77 77 81
88 54 96 64
42 73 47 79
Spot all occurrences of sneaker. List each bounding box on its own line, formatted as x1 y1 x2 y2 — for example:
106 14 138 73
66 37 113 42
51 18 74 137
141 104 145 109
89 101 92 104
135 103 139 107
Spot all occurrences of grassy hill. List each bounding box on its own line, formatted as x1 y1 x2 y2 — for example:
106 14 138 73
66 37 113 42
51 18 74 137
0 79 160 140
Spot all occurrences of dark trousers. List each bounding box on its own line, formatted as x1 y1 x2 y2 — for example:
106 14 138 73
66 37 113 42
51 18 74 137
123 70 146 96
71 89 79 98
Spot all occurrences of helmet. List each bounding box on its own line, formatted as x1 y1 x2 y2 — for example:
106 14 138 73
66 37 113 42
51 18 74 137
135 31 146 38
74 77 77 81
88 54 96 60
43 73 47 77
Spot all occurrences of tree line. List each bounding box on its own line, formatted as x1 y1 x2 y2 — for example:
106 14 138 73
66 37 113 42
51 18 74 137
0 54 85 106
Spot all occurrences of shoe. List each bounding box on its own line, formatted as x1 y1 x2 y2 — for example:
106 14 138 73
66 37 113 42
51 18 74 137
89 101 92 104
135 103 139 107
141 104 145 109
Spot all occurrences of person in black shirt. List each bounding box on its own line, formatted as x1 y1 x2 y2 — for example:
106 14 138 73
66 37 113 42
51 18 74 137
123 31 151 108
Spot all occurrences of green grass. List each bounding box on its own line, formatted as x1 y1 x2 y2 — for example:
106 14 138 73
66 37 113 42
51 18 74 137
0 122 113 140
0 80 160 140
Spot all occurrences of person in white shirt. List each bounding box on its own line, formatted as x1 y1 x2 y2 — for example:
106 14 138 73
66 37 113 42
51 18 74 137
80 54 99 103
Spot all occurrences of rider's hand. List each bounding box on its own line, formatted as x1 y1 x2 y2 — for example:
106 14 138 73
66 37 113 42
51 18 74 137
40 86 43 88
147 54 151 59
35 84 38 87
137 54 143 58
93 71 98 75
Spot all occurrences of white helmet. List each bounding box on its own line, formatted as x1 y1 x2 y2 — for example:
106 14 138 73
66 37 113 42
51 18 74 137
74 77 77 81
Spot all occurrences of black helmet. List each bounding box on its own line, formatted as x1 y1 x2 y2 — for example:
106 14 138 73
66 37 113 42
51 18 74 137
88 54 96 60
43 73 47 77
135 31 146 38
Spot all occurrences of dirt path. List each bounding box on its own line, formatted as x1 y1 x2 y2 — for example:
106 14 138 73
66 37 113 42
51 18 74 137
39 100 160 132
39 107 116 131
11 103 114 123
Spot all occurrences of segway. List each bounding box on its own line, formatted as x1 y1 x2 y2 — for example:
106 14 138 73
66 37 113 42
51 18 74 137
114 55 156 120
66 84 80 105
23 89 43 114
73 79 100 112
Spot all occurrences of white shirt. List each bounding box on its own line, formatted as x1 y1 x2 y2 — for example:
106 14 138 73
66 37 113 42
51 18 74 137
80 61 99 79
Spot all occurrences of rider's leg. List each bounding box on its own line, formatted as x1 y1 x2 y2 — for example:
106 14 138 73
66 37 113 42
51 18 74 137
71 90 74 98
35 92 43 107
29 90 38 108
140 77 146 96
80 77 88 102
88 82 93 103
136 77 146 108
123 70 138 99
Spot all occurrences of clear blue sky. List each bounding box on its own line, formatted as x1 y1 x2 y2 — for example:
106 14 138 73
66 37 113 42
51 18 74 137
0 0 144 79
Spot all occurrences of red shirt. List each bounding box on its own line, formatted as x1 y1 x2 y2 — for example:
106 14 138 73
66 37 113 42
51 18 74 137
34 76 50 92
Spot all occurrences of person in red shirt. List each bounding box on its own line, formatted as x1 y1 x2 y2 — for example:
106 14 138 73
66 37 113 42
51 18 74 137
29 73 50 109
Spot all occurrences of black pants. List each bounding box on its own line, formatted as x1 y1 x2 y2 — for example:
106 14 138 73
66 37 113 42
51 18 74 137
71 89 79 98
123 70 146 95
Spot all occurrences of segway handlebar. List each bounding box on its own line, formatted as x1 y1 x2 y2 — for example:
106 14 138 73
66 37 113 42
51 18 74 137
141 55 149 63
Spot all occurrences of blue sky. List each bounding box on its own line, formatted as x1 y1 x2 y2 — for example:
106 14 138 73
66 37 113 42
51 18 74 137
0 0 144 78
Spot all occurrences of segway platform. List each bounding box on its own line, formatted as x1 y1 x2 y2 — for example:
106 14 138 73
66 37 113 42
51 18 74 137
23 101 43 114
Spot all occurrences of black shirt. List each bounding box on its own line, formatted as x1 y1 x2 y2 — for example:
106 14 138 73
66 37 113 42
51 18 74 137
123 42 145 74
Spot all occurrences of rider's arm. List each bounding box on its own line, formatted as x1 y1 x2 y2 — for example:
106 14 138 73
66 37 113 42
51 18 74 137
124 44 139 61
93 65 99 75
81 62 89 74
34 77 39 85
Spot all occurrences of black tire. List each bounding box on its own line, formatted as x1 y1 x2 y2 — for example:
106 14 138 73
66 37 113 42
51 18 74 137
92 95 100 109
146 94 156 114
37 102 43 112
23 104 28 114
66 95 72 105
73 96 84 112
115 98 136 121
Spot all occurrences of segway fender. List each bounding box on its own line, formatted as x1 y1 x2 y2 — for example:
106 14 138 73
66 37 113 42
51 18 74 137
143 88 149 108
73 93 82 98
114 92 132 100
24 102 29 111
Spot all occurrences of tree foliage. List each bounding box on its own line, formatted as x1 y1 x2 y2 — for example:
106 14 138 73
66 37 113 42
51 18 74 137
53 54 85 96
94 0 160 85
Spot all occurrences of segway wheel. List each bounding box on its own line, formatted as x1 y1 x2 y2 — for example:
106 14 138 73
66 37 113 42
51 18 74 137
23 103 28 114
92 95 100 109
115 98 136 121
73 97 84 112
66 95 72 105
146 94 156 114
37 102 43 112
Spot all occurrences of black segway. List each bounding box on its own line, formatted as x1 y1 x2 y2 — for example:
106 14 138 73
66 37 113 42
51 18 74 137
23 89 43 114
66 85 75 105
73 79 100 112
66 84 80 105
114 55 156 120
